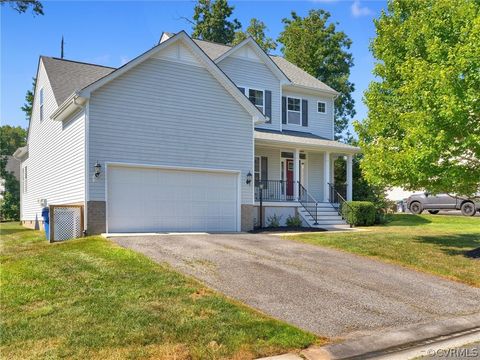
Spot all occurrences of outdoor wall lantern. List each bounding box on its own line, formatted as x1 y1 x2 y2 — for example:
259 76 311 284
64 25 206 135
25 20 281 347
246 171 252 185
94 162 102 178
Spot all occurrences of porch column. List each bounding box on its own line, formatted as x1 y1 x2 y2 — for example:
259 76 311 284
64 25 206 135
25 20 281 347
323 152 331 202
294 148 300 201
346 154 353 201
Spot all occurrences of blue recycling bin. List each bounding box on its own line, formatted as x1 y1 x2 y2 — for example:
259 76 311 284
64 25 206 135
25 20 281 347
41 207 50 241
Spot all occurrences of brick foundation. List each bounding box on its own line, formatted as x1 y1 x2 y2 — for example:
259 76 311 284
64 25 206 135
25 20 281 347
87 201 106 235
241 204 254 232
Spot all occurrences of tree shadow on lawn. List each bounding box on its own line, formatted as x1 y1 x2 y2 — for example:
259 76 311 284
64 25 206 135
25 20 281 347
0 224 33 236
417 233 480 258
384 214 432 227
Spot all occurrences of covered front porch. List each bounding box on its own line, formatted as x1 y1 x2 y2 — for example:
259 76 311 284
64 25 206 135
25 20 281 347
254 131 359 206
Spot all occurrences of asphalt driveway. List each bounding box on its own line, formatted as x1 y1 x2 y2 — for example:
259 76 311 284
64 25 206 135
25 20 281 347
112 233 480 339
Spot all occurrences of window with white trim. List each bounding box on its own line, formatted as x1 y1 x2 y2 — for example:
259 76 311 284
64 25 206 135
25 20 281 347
317 101 326 113
248 88 264 114
39 88 44 122
23 166 27 193
254 156 268 184
287 97 301 125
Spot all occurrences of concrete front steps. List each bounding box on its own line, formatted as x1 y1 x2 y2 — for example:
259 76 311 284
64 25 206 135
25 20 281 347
298 202 349 229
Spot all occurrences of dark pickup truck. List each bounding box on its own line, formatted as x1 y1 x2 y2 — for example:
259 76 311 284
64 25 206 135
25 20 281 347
406 193 479 216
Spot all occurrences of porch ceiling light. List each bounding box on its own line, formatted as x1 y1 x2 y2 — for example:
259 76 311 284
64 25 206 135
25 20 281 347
246 171 252 185
94 161 102 178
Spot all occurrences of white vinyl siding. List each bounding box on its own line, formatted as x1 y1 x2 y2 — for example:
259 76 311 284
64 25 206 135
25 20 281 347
88 57 254 205
218 56 281 131
21 61 85 221
282 90 334 139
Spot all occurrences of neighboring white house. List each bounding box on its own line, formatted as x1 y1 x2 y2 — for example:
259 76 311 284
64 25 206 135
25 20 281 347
14 31 359 234
0 155 21 200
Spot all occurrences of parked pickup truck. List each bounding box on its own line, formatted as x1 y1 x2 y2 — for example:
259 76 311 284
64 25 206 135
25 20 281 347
406 193 480 216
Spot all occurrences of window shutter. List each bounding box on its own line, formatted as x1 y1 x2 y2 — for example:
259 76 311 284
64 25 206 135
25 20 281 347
238 87 245 95
261 157 268 181
302 99 308 127
265 90 272 123
282 96 287 124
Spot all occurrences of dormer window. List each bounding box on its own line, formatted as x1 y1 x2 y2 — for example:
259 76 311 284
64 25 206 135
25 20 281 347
287 97 301 125
39 88 44 121
248 88 264 114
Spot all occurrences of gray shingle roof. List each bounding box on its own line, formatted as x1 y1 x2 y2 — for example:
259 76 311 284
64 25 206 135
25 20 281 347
269 56 337 93
193 39 337 93
41 36 336 107
193 39 231 60
41 56 115 105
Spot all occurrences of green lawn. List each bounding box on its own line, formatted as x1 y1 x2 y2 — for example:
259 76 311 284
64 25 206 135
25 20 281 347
0 222 317 360
288 214 480 287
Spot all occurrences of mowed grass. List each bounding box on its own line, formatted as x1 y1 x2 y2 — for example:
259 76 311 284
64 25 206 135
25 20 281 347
0 223 317 360
288 214 480 287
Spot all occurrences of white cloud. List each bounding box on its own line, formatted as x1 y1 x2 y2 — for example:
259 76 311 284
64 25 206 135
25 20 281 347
351 0 373 17
120 56 130 66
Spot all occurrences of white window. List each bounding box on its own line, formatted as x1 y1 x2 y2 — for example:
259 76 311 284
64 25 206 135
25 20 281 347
23 166 27 193
254 156 268 184
248 88 264 114
317 101 326 113
287 97 301 125
39 88 44 121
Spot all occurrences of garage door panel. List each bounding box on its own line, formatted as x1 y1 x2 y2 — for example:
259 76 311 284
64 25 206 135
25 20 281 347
107 166 238 233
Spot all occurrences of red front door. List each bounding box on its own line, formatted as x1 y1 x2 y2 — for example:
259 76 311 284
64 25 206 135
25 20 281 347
286 159 294 197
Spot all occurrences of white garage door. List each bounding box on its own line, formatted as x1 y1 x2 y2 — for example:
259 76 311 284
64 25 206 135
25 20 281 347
107 166 239 233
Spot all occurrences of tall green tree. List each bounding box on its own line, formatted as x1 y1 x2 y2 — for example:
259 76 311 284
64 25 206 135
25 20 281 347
0 126 27 155
192 0 241 44
21 78 36 121
0 0 43 15
356 0 480 196
233 18 277 52
0 125 26 221
278 10 355 139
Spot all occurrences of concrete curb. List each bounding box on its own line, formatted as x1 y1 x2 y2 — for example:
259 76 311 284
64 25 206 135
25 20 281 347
258 313 480 360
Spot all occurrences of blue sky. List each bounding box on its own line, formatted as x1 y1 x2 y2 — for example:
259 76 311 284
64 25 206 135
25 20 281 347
1 0 387 132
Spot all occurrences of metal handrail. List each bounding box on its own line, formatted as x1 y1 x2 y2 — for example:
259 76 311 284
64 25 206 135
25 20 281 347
328 182 353 227
299 183 319 225
254 180 296 202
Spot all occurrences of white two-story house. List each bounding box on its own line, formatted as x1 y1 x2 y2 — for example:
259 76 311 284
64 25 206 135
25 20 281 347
14 31 359 234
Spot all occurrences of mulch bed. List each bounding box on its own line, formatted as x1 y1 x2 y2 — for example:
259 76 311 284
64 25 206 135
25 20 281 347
250 226 326 233
465 247 480 259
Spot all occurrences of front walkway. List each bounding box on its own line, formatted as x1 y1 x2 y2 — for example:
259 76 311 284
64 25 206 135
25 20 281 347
112 233 480 339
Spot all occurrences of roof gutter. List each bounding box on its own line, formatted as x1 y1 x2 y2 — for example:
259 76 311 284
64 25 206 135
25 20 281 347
50 92 87 122
283 83 339 97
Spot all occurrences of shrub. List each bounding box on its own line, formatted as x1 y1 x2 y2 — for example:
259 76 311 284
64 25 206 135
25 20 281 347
341 201 376 226
286 214 303 228
267 214 282 228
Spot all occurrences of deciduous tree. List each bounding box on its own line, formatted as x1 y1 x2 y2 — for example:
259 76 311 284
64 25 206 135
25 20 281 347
233 18 277 52
1 0 43 15
356 0 480 196
191 0 241 44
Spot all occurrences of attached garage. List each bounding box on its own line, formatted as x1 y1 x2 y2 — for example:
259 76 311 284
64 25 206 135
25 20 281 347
106 165 240 233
